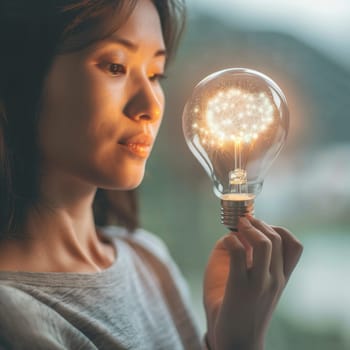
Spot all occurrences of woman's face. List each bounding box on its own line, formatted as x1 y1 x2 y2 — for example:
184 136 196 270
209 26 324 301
38 0 166 190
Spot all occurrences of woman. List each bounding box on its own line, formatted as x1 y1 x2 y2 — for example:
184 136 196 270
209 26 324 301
0 0 303 349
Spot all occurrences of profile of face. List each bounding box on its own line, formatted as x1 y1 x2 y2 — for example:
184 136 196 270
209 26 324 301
38 0 166 191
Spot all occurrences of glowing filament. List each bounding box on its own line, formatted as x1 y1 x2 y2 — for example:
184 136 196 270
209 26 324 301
192 88 276 147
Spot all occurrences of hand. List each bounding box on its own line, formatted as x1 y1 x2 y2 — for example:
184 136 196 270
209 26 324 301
203 216 303 350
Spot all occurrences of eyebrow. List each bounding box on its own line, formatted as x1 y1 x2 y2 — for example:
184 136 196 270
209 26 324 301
104 36 167 58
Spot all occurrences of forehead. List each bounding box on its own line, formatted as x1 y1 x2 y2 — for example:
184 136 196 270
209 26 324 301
58 0 165 55
106 0 165 48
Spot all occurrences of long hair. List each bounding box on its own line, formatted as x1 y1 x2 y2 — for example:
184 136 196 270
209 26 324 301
0 0 186 236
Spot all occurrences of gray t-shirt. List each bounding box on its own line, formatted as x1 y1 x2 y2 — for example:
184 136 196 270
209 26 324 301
0 227 203 350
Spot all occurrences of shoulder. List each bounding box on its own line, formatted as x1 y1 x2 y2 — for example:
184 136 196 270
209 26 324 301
101 226 171 265
0 284 39 322
0 285 46 345
101 226 192 302
0 284 93 349
0 284 54 333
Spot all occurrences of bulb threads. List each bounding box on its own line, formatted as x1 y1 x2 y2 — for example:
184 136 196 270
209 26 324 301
221 198 255 231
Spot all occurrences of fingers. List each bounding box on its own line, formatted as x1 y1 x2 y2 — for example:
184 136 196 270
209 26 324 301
236 216 303 283
248 218 284 278
233 231 253 269
237 217 272 281
223 234 247 281
272 226 303 280
222 218 303 289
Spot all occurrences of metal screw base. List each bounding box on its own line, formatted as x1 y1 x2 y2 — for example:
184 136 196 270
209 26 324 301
221 198 255 231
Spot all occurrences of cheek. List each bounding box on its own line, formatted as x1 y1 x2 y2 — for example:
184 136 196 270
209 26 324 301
158 86 165 111
38 60 118 162
155 87 165 130
37 56 163 190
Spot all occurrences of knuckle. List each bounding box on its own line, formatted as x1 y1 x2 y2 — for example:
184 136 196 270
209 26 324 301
272 226 303 250
273 225 290 234
269 232 282 245
255 238 271 251
223 235 247 260
293 240 304 254
250 216 262 225
231 239 246 256
215 235 229 249
288 236 303 250
242 225 256 234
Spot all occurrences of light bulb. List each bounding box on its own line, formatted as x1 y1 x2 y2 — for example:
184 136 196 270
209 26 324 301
182 68 289 231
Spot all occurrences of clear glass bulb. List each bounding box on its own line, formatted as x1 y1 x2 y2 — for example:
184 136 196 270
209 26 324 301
182 68 289 231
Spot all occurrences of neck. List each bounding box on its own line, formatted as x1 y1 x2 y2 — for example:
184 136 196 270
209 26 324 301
0 171 115 273
24 195 99 259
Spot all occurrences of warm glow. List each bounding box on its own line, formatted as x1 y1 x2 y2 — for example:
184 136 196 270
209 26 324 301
192 88 276 147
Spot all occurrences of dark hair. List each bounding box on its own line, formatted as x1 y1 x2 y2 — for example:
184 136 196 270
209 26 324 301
0 0 186 236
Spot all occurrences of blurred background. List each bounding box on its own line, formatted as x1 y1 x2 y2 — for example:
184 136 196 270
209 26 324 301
139 0 350 349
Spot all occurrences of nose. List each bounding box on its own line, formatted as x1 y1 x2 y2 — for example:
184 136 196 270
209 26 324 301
123 77 163 123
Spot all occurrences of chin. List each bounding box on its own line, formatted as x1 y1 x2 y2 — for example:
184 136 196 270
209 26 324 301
85 157 147 190
119 178 143 190
102 170 145 191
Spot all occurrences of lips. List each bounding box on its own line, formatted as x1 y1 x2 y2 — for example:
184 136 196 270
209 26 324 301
119 133 154 158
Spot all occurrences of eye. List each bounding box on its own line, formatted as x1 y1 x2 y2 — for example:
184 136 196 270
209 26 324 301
106 63 126 76
149 73 167 82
